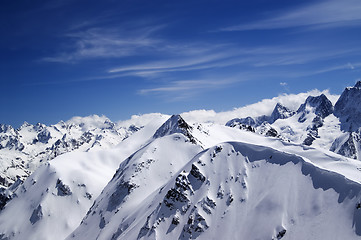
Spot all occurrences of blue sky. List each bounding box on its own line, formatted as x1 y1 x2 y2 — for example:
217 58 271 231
1 0 361 127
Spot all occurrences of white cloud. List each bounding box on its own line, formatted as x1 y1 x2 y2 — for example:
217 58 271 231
106 45 359 81
221 0 361 31
280 82 287 86
305 62 361 76
108 51 237 73
348 63 355 70
138 77 241 101
42 25 164 62
182 89 340 124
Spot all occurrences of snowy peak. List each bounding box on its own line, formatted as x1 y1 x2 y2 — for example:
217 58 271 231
65 114 116 132
153 115 196 144
226 117 256 127
297 94 334 121
226 103 294 130
18 121 32 130
334 81 361 131
74 141 361 240
68 130 203 240
0 115 139 203
269 103 295 124
0 124 15 134
0 124 23 152
354 80 361 89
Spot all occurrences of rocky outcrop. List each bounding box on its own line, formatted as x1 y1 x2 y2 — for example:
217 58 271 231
334 81 361 132
153 115 197 144
297 94 334 122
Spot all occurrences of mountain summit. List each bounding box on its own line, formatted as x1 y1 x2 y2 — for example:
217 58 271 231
297 94 334 122
2 88 361 239
269 103 295 124
334 81 361 131
153 115 197 144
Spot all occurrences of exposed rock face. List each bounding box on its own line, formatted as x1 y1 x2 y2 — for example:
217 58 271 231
0 115 141 211
29 205 43 224
269 103 295 124
334 81 361 131
297 94 334 122
36 129 51 144
153 115 197 144
226 103 295 131
327 81 361 159
107 180 136 212
226 117 256 127
330 132 359 160
302 116 324 146
56 179 72 196
257 122 279 138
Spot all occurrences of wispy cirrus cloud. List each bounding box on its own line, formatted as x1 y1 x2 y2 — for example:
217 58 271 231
221 0 361 31
106 45 360 78
139 78 235 94
138 77 240 101
39 11 361 102
108 49 241 74
42 25 165 63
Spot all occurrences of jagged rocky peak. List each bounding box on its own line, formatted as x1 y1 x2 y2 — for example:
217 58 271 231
269 103 295 123
256 122 278 137
153 115 194 141
297 94 334 121
226 103 294 129
36 129 52 144
334 81 361 132
18 121 32 130
0 124 15 134
128 124 141 133
56 120 67 129
354 81 361 89
33 122 46 132
226 117 256 127
330 132 359 160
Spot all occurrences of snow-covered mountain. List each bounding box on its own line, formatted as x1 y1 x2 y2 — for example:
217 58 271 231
0 114 169 240
225 83 361 161
334 81 361 132
63 112 361 240
69 141 361 240
1 83 361 239
0 115 146 208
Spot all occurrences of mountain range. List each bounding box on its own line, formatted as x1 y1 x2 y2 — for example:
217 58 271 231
1 82 361 239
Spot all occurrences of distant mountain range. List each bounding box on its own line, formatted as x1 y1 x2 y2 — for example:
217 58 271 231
1 83 361 239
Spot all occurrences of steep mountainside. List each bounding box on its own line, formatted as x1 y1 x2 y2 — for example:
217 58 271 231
2 84 361 239
334 81 361 132
67 116 361 240
0 115 169 240
225 83 361 161
0 116 130 187
0 115 154 209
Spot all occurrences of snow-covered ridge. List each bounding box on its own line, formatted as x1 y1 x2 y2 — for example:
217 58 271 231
2 83 361 239
68 136 361 240
153 115 198 144
223 82 361 162
0 114 169 240
334 82 361 131
181 89 339 125
0 114 156 209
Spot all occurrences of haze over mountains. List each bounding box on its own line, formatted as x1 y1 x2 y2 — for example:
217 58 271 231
1 82 361 239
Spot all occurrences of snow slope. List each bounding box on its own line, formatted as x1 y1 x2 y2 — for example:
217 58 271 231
0 115 169 240
2 84 361 240
0 116 126 189
113 142 361 240
66 116 361 240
